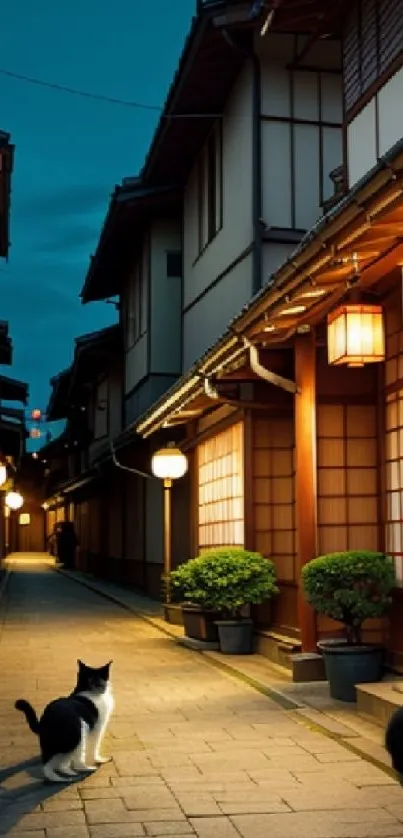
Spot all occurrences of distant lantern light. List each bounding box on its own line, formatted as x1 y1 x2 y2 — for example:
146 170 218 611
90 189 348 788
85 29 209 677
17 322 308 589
31 408 42 421
19 513 30 526
327 304 385 368
5 491 24 510
0 464 7 486
30 427 42 439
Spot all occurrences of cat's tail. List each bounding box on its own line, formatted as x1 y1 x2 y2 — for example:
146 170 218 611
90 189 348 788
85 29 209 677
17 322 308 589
15 699 40 734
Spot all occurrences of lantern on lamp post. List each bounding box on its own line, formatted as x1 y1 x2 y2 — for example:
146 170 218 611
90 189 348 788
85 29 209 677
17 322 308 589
5 491 24 511
151 444 188 609
0 464 7 487
327 303 385 368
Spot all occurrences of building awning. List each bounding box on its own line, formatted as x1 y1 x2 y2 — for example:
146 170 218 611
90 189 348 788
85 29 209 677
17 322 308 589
0 374 29 404
136 137 403 438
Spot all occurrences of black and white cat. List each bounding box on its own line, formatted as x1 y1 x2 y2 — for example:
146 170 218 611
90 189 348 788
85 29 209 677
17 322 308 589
385 704 403 784
15 659 114 783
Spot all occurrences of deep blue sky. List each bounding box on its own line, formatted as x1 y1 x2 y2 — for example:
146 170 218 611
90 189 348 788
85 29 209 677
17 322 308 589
0 0 194 442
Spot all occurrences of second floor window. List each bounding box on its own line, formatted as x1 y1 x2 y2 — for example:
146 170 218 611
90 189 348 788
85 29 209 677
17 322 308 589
197 121 223 254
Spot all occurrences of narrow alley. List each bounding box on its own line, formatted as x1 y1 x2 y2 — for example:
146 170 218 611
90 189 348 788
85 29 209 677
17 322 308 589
1 555 403 838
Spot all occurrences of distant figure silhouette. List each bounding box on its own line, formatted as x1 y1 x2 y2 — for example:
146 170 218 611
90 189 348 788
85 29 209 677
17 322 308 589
56 522 78 570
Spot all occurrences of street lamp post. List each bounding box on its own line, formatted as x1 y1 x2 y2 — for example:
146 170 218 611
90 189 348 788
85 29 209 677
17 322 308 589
151 444 188 610
4 491 24 554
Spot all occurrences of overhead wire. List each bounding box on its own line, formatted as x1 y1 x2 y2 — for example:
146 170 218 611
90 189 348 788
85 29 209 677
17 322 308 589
0 67 221 118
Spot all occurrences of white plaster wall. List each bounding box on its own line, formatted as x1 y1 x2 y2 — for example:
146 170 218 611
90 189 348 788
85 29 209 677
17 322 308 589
347 99 377 187
262 242 296 286
378 67 403 157
125 333 148 395
183 252 253 370
258 33 342 231
183 63 253 310
149 218 182 375
108 362 122 437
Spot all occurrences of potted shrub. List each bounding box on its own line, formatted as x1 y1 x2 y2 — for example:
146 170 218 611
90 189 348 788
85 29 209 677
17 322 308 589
170 559 222 642
302 550 396 702
171 548 278 654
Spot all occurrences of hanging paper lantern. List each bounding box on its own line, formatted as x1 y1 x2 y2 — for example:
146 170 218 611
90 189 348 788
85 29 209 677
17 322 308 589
327 304 385 367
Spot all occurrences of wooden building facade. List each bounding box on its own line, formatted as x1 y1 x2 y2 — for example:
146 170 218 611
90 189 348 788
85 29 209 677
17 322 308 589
41 0 403 670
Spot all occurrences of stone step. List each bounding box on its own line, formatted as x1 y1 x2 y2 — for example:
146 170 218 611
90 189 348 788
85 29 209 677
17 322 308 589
356 679 403 727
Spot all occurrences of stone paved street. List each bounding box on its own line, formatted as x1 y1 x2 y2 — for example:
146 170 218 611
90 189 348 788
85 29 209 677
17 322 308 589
1 554 403 838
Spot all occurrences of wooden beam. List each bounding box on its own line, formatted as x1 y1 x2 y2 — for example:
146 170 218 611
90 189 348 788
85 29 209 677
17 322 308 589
295 333 318 653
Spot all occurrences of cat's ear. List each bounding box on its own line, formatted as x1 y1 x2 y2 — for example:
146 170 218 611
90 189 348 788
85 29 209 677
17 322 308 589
77 659 84 670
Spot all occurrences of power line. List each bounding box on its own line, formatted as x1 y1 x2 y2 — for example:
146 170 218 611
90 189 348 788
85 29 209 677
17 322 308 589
0 67 162 112
0 67 221 118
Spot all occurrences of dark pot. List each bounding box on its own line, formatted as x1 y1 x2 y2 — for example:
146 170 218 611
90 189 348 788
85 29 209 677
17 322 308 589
215 619 254 654
318 639 385 703
182 604 221 642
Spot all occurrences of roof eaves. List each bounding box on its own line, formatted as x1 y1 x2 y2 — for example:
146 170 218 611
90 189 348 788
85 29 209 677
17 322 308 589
0 374 29 404
140 10 210 181
46 367 73 420
80 182 182 304
135 135 403 436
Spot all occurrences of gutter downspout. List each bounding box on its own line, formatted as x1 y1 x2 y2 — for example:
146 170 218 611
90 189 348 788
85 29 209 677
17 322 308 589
220 29 262 295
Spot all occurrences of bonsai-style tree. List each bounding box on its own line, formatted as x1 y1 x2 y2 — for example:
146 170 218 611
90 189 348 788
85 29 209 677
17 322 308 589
170 548 278 619
302 550 396 645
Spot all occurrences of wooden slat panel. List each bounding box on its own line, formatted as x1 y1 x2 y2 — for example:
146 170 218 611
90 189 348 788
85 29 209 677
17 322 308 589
343 0 403 112
252 415 296 589
317 403 379 556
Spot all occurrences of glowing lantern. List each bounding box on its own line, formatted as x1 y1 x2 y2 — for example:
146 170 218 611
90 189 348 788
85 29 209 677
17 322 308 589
5 491 24 510
31 408 42 421
30 427 42 439
19 513 30 526
0 464 7 486
327 304 385 368
151 446 188 482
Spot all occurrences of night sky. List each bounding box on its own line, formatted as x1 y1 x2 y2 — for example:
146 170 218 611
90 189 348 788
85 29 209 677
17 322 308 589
0 0 194 444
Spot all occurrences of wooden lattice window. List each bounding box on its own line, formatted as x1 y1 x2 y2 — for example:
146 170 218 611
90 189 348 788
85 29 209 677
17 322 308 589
252 416 295 582
197 422 244 550
317 404 379 555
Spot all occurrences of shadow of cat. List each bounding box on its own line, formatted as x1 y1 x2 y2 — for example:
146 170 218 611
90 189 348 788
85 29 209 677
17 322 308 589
0 754 81 833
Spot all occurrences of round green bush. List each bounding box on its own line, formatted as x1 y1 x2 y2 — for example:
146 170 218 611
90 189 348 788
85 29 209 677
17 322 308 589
302 550 396 644
170 548 279 619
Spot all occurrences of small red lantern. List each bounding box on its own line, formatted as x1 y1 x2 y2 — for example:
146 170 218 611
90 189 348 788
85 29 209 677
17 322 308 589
31 408 42 421
29 427 42 439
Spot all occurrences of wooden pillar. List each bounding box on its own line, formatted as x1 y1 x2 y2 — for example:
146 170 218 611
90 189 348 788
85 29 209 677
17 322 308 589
243 410 254 550
295 333 318 652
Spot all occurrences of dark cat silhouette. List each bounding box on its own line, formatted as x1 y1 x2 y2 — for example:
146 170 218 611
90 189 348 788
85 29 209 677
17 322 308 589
385 705 403 783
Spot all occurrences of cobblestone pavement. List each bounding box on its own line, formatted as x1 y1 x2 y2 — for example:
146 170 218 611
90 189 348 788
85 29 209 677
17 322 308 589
1 554 403 838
